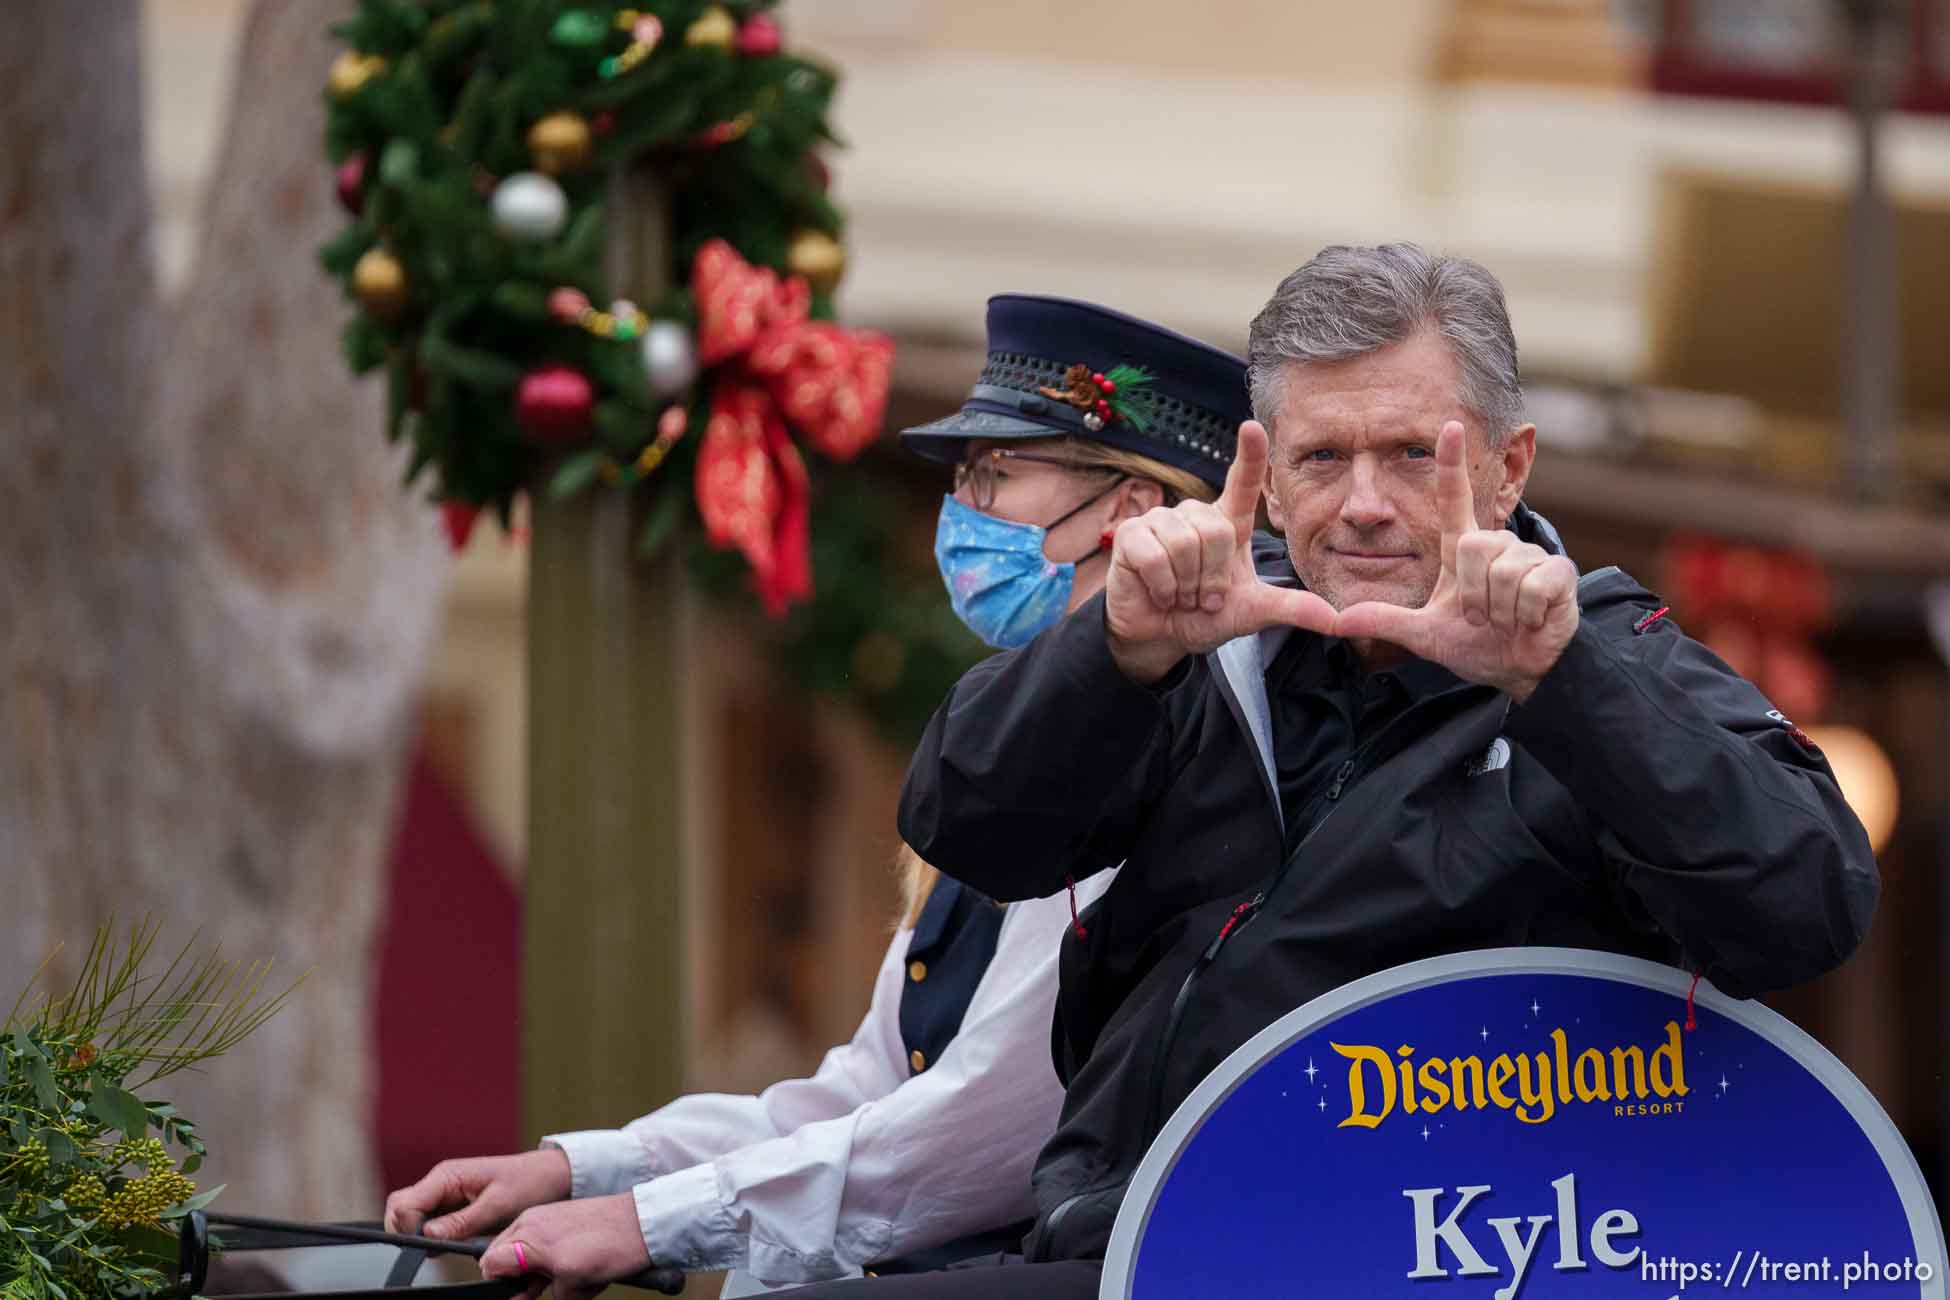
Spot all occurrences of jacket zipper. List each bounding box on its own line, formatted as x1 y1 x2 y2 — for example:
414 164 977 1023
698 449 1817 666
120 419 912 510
1143 745 1374 1141
1060 687 1492 1259
1143 890 1266 1139
1044 880 1265 1260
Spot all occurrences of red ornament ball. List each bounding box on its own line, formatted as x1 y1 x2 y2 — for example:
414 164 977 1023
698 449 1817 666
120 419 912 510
516 364 595 445
1094 398 1112 418
736 14 782 56
1100 378 1117 395
335 153 367 215
548 287 592 324
1091 372 1105 387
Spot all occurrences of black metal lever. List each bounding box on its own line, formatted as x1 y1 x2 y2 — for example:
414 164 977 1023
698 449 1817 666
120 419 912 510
175 1212 686 1297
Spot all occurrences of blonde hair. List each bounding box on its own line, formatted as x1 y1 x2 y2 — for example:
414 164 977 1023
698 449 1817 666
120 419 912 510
1052 438 1219 506
896 842 940 929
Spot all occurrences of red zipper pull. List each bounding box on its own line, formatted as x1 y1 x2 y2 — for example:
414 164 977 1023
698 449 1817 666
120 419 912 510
1065 875 1088 940
1684 969 1703 1031
1204 893 1265 960
1216 900 1254 944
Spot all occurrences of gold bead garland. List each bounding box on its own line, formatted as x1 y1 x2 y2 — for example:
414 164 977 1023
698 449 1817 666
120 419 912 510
603 9 665 78
549 288 649 341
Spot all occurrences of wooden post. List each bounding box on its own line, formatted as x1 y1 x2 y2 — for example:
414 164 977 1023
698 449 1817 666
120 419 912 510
521 166 686 1142
1839 0 1900 500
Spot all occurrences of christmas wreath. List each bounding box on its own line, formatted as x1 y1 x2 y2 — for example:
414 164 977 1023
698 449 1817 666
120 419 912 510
319 0 897 615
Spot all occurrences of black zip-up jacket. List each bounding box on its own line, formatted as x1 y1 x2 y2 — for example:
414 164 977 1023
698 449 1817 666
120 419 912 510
897 508 1879 1264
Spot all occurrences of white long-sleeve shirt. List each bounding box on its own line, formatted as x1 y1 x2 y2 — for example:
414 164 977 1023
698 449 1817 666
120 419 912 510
543 874 1112 1285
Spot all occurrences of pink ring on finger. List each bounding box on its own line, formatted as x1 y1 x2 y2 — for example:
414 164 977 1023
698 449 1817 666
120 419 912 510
513 1241 528 1274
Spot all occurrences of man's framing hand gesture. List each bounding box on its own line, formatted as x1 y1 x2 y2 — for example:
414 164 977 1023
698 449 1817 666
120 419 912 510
1332 421 1577 703
1104 419 1577 702
1105 420 1335 684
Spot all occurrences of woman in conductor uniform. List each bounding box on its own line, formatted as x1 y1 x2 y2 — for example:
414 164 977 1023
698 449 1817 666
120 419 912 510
383 295 1250 1298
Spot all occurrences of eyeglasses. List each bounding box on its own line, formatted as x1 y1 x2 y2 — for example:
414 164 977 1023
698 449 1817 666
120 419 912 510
952 448 1117 512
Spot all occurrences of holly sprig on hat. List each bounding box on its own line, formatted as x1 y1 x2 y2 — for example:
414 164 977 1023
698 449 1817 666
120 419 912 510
1039 363 1158 433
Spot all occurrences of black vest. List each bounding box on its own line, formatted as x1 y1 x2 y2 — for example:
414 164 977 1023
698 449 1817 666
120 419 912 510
873 876 1035 1273
896 876 1004 1075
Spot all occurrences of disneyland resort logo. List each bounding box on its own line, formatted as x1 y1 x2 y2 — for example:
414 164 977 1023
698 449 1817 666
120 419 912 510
1331 1021 1689 1128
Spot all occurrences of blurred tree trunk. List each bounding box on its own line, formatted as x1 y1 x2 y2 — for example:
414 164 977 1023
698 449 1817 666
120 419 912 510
0 0 448 1218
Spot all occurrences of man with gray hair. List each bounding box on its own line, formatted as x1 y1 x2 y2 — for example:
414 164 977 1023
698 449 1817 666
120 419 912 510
787 245 1878 1299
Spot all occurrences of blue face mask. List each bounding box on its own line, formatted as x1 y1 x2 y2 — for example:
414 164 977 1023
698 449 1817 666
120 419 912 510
934 489 1114 650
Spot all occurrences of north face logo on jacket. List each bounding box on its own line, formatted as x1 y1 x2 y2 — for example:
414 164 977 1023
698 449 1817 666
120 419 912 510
1467 737 1512 776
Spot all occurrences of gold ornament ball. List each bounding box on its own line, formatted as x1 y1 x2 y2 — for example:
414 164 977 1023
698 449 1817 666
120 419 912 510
786 229 847 295
685 6 737 49
527 111 594 175
353 248 411 321
328 50 388 99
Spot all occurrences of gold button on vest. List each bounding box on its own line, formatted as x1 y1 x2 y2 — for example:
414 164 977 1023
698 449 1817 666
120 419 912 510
908 960 927 982
910 1048 927 1072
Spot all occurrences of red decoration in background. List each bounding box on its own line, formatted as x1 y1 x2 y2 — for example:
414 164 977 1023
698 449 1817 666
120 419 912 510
441 501 480 552
375 751 519 1196
696 383 811 615
1662 532 1834 721
548 287 592 324
747 320 893 460
336 152 368 215
1647 0 1950 117
736 13 783 56
1664 534 1831 632
515 364 595 445
694 240 810 364
689 239 892 614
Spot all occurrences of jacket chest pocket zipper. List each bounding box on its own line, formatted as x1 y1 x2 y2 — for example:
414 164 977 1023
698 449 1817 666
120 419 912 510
1325 758 1355 802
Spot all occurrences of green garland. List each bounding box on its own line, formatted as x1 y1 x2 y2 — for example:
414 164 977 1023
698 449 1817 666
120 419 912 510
321 0 983 744
321 0 842 521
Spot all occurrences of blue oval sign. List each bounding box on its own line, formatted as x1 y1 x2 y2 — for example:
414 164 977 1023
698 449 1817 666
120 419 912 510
1103 949 1944 1299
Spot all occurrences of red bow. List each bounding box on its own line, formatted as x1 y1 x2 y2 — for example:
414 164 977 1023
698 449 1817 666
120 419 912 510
691 240 892 614
694 382 810 615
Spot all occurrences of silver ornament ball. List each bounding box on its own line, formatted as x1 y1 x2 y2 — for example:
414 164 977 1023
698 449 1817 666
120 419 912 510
642 320 700 397
490 171 569 241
